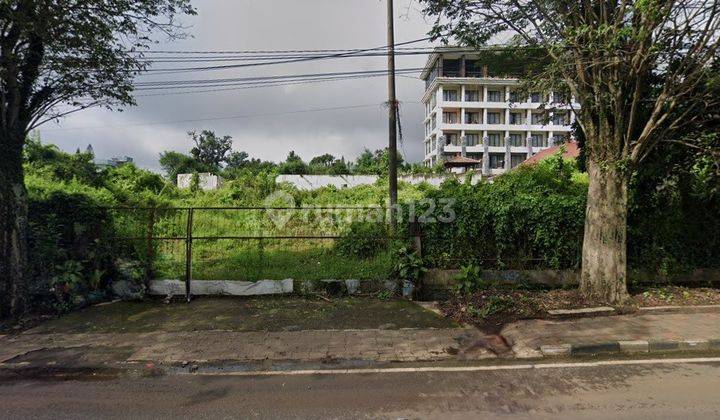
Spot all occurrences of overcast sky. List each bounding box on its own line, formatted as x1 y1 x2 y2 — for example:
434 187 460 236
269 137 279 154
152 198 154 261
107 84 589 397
38 0 437 171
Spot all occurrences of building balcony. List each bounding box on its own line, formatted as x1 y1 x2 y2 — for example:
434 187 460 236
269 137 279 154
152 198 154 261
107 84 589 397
439 122 573 132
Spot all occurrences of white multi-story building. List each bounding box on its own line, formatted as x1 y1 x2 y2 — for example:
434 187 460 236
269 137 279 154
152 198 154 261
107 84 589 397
420 48 579 175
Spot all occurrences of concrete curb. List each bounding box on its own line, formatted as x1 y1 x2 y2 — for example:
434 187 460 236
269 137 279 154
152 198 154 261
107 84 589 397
539 338 720 357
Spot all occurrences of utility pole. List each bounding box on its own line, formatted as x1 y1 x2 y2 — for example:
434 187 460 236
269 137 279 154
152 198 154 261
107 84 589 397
386 0 398 232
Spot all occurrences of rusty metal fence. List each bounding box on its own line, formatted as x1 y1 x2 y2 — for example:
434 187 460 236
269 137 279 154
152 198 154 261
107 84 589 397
105 206 391 301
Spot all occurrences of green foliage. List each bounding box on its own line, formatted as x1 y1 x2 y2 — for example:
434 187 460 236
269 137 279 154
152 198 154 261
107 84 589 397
421 157 587 270
336 221 389 259
278 151 309 175
453 264 495 295
391 245 426 282
468 295 516 319
309 154 350 175
24 136 102 187
353 148 406 175
159 150 211 183
26 189 119 312
628 136 720 272
188 130 233 171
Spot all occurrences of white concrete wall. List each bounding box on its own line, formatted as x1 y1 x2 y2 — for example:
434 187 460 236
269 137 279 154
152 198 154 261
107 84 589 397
276 174 482 190
276 174 378 190
177 173 223 190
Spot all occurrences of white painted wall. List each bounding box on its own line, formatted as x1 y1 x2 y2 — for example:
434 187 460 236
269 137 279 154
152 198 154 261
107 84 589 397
276 174 482 190
177 173 223 190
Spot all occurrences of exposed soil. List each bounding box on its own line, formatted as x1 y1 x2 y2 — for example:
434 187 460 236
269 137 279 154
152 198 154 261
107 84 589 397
631 286 720 307
441 286 720 334
24 296 459 334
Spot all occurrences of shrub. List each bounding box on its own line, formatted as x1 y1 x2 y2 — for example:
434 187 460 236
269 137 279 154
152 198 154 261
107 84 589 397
391 245 425 282
335 221 388 259
27 190 119 312
419 157 587 270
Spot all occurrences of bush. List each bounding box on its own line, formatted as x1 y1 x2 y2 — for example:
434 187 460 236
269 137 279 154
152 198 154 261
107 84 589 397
419 157 587 270
335 221 388 259
27 190 119 312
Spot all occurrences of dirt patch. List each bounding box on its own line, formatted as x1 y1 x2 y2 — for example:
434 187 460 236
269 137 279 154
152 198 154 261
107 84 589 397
28 296 459 334
631 286 720 307
441 286 720 334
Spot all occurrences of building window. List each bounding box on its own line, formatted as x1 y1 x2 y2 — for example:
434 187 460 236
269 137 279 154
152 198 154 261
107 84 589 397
552 112 569 125
530 92 542 103
465 112 481 124
442 59 461 77
530 133 547 147
511 153 526 168
443 112 458 124
487 133 503 147
466 133 480 146
509 91 520 102
531 112 546 125
486 112 501 124
509 112 525 125
443 90 458 101
446 133 459 145
552 92 567 103
465 90 480 101
489 154 505 169
487 90 502 102
509 133 525 147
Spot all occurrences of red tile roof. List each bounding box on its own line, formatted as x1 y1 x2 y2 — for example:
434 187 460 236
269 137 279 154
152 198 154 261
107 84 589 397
443 155 482 167
522 141 580 165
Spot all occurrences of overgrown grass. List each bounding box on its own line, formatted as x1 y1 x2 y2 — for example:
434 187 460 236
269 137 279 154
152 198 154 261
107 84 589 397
153 239 393 281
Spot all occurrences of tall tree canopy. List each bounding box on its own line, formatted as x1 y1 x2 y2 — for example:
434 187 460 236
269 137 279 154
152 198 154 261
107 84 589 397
188 130 233 171
420 0 720 303
0 0 195 317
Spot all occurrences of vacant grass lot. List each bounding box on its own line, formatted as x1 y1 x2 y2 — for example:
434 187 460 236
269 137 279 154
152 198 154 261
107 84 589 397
118 207 393 281
153 240 392 281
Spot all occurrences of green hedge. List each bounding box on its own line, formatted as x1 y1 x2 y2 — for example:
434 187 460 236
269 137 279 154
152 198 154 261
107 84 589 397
417 156 587 270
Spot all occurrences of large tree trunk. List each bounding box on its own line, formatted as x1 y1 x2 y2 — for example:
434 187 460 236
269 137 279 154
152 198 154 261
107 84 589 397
580 160 630 304
0 130 28 318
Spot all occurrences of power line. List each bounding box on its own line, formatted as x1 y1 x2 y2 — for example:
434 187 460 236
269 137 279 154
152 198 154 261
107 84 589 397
132 71 422 97
128 39 433 55
133 68 423 89
41 102 421 131
138 37 432 74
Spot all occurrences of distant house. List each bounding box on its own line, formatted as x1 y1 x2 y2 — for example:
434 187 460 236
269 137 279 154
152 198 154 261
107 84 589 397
96 156 134 169
177 173 223 191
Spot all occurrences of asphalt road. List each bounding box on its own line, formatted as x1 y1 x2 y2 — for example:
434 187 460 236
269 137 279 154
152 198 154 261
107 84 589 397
2 359 720 419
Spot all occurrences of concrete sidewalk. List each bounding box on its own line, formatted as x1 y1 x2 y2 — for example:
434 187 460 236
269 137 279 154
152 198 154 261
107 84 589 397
0 327 495 368
503 311 720 358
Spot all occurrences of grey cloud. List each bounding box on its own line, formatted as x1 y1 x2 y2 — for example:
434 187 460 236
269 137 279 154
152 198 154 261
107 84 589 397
39 0 433 170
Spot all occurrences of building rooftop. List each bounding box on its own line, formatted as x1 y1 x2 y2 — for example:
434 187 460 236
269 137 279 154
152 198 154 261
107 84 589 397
443 155 483 168
420 45 547 82
522 141 580 165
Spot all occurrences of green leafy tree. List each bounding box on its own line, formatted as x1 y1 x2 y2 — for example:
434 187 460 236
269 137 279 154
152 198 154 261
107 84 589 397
188 129 233 171
328 158 350 175
24 134 101 186
158 151 208 184
420 0 720 303
278 151 309 175
0 0 194 317
308 153 350 175
353 148 405 175
225 151 249 170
